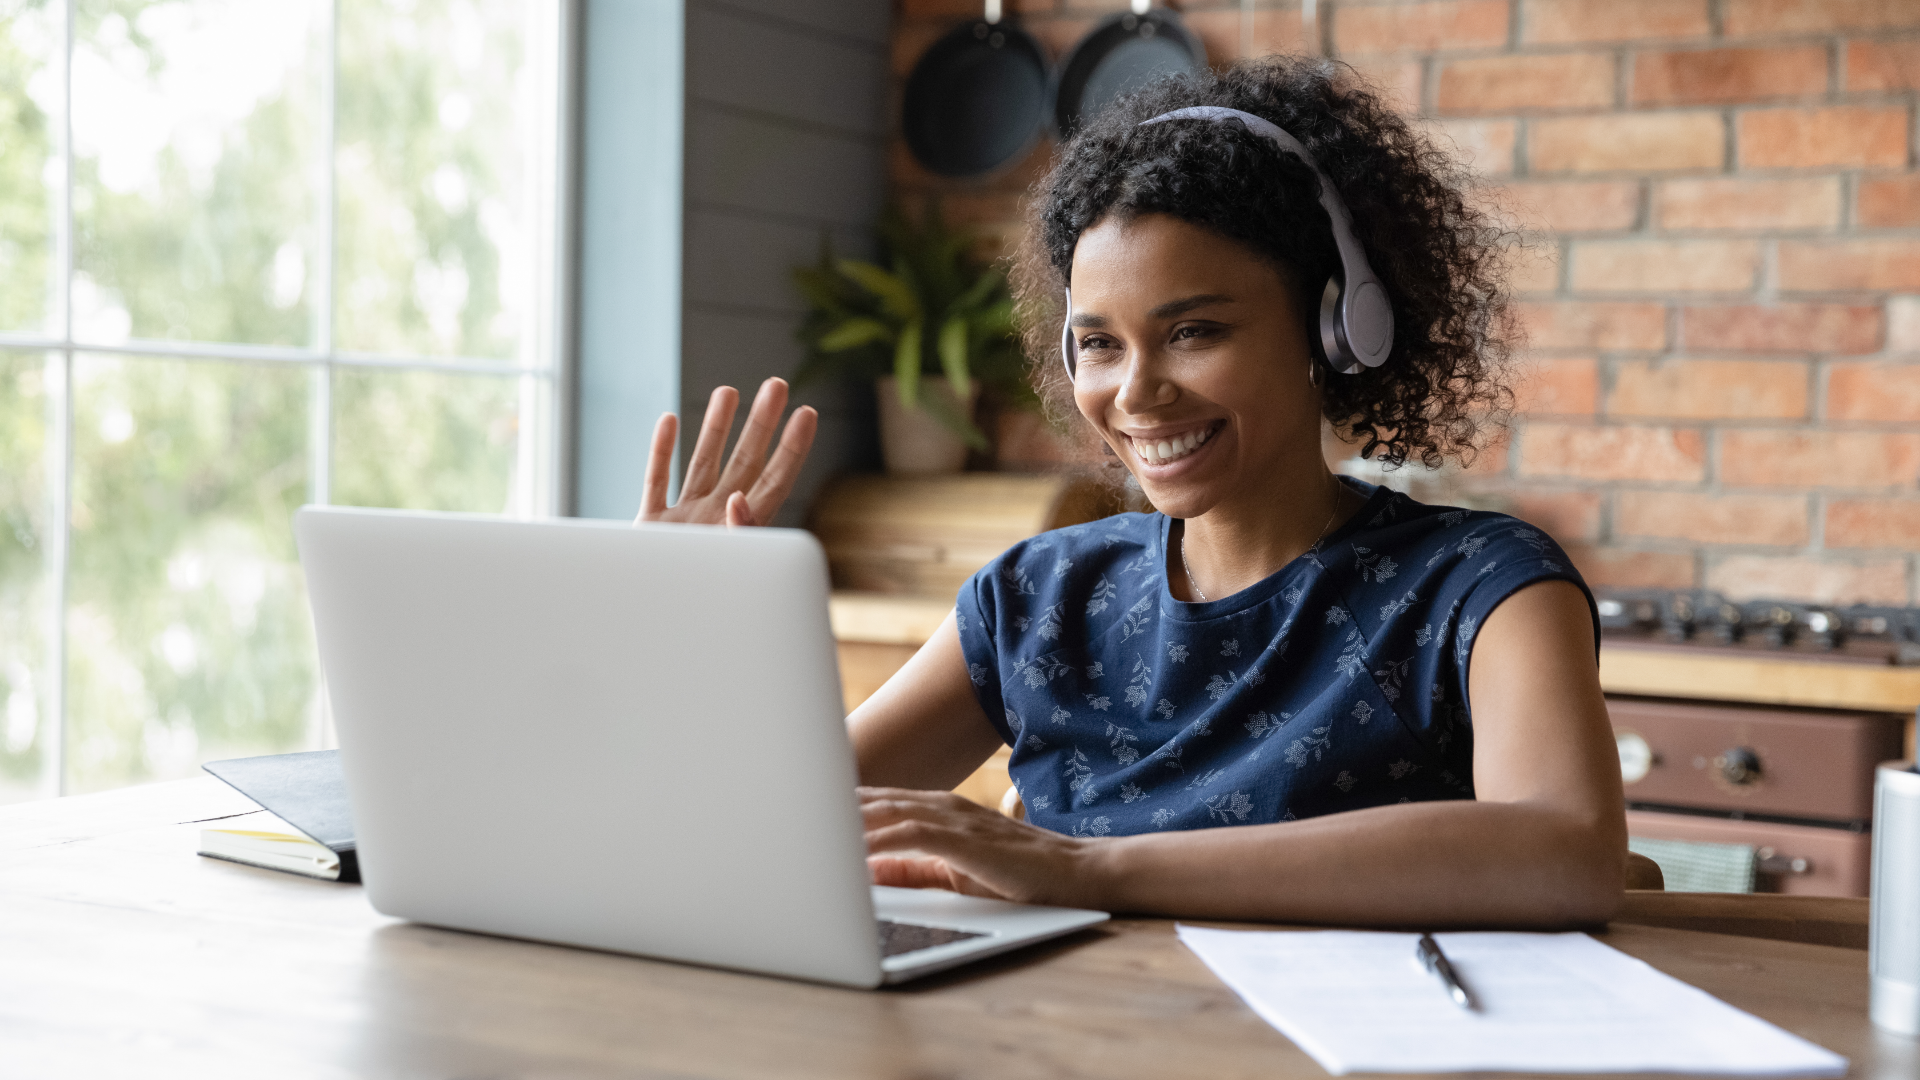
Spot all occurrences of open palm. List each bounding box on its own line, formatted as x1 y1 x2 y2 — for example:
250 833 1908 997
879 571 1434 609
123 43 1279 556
636 378 819 528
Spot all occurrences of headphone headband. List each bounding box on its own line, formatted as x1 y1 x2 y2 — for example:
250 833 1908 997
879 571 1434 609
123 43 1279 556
1061 106 1395 382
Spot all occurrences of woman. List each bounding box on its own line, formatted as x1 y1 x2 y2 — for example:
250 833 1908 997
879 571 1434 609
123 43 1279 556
642 59 1624 928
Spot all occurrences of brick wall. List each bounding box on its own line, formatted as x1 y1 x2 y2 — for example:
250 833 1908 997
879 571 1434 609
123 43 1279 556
890 0 1920 605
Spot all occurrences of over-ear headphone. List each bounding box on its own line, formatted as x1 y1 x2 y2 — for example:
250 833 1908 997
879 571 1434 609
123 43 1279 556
1061 105 1395 382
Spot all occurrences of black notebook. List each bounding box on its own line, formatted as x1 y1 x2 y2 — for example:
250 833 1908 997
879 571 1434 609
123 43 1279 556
200 750 360 883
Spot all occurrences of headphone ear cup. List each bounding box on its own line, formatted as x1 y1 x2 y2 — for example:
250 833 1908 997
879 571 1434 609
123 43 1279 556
1317 276 1363 375
1060 286 1077 382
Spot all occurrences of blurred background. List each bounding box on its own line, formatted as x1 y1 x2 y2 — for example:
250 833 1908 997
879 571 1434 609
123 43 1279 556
2 0 1917 855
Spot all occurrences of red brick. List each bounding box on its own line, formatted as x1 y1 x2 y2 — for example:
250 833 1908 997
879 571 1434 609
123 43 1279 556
1859 175 1920 228
1725 0 1920 36
898 190 1025 260
1706 554 1909 605
1485 180 1640 232
1656 176 1840 231
1521 0 1711 44
1521 423 1707 481
1826 499 1920 549
1684 304 1883 354
1617 490 1810 546
1185 8 1308 66
1515 301 1669 349
1563 544 1699 589
1738 106 1909 170
1506 242 1562 293
1334 0 1511 54
1847 39 1920 92
1459 431 1513 476
1530 113 1725 174
1570 240 1760 293
1633 45 1829 106
1341 55 1427 114
1719 430 1920 489
1427 118 1518 175
1437 53 1615 114
1514 356 1599 414
1778 239 1920 292
1826 361 1920 422
1031 15 1102 59
891 20 949 77
1609 358 1809 419
1509 489 1604 541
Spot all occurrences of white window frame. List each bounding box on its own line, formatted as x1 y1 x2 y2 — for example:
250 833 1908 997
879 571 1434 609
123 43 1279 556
0 0 579 796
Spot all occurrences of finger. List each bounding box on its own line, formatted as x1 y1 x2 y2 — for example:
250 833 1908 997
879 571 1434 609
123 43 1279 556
868 854 999 897
717 378 789 493
857 787 976 818
859 797 957 832
680 386 740 498
744 405 819 525
636 412 678 522
868 855 954 890
725 491 756 529
864 826 1010 901
864 818 955 856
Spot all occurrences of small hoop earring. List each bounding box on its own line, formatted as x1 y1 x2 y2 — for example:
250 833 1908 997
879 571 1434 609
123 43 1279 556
1308 360 1323 389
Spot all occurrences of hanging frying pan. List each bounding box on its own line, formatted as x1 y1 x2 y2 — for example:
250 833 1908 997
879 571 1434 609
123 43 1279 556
901 1 1051 179
1053 1 1207 136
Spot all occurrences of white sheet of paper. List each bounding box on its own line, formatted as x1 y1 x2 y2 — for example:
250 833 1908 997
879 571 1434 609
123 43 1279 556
1177 925 1849 1077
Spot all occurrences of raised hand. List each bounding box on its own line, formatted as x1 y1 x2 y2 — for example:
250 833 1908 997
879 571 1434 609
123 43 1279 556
636 378 819 528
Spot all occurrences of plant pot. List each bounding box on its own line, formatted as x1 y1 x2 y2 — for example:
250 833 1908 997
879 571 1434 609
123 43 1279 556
876 376 980 476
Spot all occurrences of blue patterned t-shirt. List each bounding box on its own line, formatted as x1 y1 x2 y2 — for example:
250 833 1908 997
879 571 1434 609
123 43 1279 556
954 478 1597 838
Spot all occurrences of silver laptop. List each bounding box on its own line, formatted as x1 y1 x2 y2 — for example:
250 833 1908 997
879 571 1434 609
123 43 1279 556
293 507 1107 987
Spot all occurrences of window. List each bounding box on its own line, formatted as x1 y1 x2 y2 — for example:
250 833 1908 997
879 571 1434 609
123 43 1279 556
0 0 568 800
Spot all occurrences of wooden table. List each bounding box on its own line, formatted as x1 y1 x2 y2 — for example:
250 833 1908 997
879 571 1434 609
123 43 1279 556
4 780 1914 1079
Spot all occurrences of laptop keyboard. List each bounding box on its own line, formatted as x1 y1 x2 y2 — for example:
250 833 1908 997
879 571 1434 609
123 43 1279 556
877 919 987 958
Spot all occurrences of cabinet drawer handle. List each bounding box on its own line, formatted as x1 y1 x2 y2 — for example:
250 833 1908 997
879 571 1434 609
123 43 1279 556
1756 847 1811 875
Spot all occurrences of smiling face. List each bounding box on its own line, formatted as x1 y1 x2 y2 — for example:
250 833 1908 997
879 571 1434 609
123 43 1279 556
1067 212 1326 522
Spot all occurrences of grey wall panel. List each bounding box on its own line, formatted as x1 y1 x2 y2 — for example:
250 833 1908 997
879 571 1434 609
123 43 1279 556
574 0 888 520
685 104 884 228
575 0 685 520
687 5 886 137
705 0 888 47
683 209 870 317
680 305 878 526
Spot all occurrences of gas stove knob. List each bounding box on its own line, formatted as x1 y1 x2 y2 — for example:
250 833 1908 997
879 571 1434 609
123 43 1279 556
1616 731 1654 784
1716 747 1762 786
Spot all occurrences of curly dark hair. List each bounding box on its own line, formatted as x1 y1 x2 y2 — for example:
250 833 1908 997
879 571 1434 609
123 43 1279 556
1013 56 1516 469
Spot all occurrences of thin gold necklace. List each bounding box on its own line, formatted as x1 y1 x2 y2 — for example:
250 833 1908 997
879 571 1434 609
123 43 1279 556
1180 475 1346 604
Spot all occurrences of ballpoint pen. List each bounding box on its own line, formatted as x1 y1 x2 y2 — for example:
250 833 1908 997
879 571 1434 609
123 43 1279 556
1416 933 1477 1011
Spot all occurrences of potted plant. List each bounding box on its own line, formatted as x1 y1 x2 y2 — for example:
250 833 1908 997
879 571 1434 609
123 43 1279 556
792 204 1029 475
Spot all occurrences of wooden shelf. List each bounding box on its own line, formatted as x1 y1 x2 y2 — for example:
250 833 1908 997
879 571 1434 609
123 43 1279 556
828 592 953 646
1599 644 1920 715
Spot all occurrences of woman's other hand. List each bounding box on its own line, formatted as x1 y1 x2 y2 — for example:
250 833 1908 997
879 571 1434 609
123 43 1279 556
860 787 1105 908
637 378 818 528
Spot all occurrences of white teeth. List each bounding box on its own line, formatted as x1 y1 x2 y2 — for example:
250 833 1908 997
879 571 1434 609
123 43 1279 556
1133 426 1214 465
